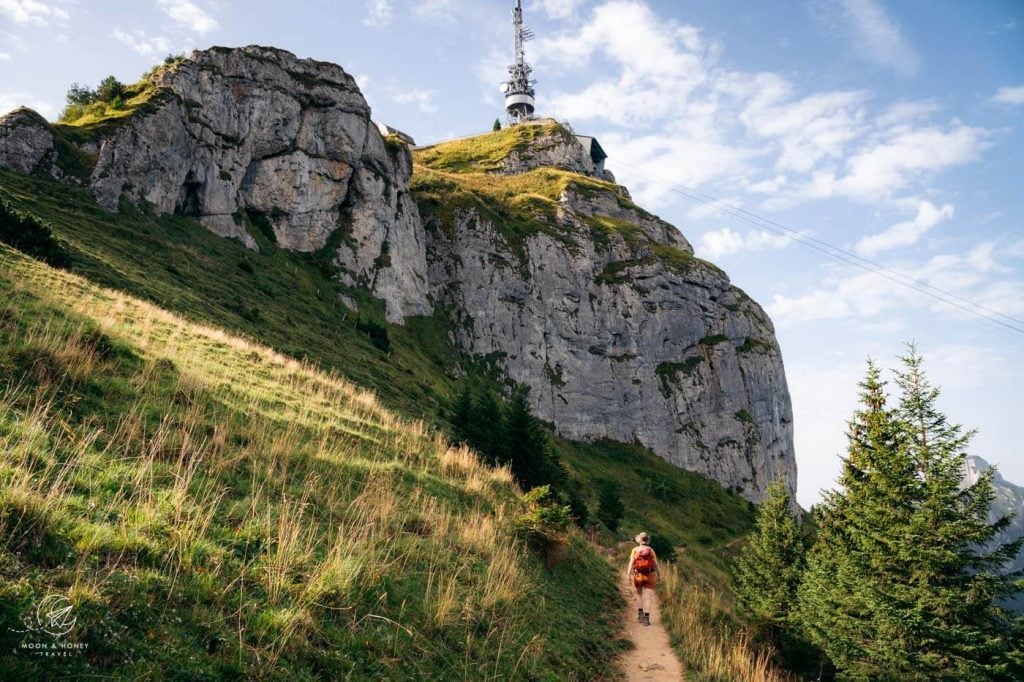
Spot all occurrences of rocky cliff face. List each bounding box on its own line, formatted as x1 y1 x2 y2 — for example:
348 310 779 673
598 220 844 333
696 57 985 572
417 136 794 500
0 46 430 322
0 46 797 503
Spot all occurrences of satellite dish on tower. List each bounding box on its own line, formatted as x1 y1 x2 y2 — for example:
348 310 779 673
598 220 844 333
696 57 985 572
500 83 510 94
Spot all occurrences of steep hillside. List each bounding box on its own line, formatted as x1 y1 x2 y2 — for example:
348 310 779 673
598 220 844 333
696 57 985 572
0 45 797 504
0 244 630 678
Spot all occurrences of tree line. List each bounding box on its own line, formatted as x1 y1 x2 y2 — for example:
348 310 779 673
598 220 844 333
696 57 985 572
449 382 608 527
735 348 1023 680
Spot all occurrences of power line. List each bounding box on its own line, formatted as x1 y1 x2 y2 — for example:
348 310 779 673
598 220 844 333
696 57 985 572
615 160 1024 329
609 158 1024 338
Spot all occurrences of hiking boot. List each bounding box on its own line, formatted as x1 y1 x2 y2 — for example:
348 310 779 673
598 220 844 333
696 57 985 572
643 613 651 626
637 608 644 622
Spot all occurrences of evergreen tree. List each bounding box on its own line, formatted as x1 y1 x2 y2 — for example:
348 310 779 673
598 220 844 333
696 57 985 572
493 118 502 131
450 383 473 444
597 479 624 532
798 353 1023 680
505 387 549 489
468 389 506 465
735 480 805 632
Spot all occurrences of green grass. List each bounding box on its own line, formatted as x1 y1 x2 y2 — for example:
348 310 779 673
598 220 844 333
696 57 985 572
0 170 463 423
553 438 755 575
415 120 572 173
0 245 626 679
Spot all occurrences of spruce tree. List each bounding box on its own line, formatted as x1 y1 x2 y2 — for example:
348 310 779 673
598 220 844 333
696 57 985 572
597 480 624 532
468 389 506 465
493 118 502 131
505 387 548 489
735 480 805 632
798 353 1023 680
450 383 473 444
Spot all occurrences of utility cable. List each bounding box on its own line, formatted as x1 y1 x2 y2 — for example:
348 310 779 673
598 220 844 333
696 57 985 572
609 158 1024 338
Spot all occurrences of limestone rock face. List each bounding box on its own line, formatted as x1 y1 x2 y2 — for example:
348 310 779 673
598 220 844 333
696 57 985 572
44 46 428 321
0 108 55 176
424 179 796 503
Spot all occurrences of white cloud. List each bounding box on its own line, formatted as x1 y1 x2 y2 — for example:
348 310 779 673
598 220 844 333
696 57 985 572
413 0 456 24
157 0 217 34
697 227 793 259
768 242 1023 326
735 83 870 173
0 51 10 61
112 29 173 57
809 0 920 75
0 0 68 26
534 0 587 20
788 124 989 203
874 99 941 128
991 85 1024 105
599 131 758 207
393 89 438 113
364 0 393 27
855 200 955 255
0 92 55 119
746 175 788 194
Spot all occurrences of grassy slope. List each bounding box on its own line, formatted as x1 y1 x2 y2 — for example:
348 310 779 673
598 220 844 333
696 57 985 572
0 244 625 679
0 122 769 677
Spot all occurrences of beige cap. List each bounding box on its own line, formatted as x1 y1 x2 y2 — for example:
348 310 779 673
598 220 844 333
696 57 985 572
635 532 650 545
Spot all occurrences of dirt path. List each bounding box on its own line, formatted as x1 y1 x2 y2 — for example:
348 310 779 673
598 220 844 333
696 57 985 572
619 583 686 681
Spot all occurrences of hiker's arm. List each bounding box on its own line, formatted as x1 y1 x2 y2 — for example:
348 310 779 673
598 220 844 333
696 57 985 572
625 551 634 580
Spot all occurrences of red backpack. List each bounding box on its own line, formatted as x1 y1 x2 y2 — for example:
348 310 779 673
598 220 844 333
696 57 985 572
634 546 655 574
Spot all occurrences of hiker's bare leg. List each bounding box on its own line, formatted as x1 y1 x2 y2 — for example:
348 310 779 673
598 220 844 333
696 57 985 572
635 585 644 610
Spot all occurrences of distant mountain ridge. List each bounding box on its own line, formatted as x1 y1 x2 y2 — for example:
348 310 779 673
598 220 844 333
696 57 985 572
964 455 1024 609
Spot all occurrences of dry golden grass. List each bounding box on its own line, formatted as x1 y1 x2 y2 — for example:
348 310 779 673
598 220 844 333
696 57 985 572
658 562 794 682
0 248 610 678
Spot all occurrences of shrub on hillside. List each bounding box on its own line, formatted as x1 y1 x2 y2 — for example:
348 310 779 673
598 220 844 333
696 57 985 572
514 486 571 566
0 200 71 269
355 317 390 353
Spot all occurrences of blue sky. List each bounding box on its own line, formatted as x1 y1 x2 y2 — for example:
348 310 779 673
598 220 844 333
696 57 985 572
1 0 1021 507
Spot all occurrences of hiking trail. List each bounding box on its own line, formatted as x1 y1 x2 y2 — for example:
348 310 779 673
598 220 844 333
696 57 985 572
619 582 686 680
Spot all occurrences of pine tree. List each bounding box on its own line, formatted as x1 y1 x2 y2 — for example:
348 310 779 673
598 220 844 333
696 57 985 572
468 389 506 465
493 118 502 131
505 387 549 489
735 480 805 632
450 383 473 444
597 479 624 532
798 353 1023 680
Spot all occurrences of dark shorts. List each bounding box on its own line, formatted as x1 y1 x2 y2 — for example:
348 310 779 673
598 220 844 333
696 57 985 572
633 572 657 589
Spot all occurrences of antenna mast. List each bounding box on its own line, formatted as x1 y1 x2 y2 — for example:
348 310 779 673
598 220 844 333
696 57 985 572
502 0 536 124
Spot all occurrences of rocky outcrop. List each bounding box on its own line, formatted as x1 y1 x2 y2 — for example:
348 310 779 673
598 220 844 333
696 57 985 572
0 108 55 176
0 46 797 502
0 46 431 321
495 120 601 177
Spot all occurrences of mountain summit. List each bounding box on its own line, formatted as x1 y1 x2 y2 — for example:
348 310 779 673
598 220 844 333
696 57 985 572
0 45 796 502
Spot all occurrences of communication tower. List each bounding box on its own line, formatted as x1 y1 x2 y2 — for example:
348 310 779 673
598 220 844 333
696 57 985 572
500 1 536 124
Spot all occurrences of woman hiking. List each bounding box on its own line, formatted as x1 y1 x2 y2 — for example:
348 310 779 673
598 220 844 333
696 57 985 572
626 532 659 626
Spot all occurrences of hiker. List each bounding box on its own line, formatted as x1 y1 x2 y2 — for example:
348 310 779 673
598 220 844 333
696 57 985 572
626 532 659 626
